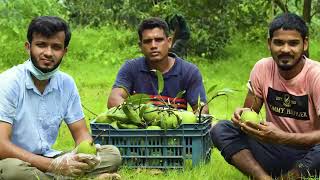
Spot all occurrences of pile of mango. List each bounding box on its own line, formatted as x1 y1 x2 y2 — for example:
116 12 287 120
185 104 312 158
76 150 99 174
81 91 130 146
94 103 199 130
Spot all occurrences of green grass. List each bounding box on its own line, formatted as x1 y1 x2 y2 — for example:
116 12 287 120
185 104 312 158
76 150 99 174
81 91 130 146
1 26 320 179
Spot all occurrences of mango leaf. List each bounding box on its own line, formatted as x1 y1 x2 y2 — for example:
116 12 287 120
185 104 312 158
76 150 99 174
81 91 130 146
217 88 238 95
197 94 201 112
207 88 238 105
207 84 217 94
172 90 186 106
151 69 164 95
126 93 150 105
138 104 148 119
175 90 186 98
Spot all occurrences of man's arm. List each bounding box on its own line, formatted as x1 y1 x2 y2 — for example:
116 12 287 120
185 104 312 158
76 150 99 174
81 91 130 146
240 91 320 146
107 88 129 108
243 90 263 112
67 119 92 146
0 121 52 172
243 119 320 146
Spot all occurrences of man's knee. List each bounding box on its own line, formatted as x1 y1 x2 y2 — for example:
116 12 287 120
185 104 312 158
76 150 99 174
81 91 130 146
210 120 235 147
294 145 320 177
0 158 50 180
98 145 122 172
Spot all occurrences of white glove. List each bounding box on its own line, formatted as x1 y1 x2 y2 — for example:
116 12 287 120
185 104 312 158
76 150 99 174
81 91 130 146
48 152 91 177
77 153 101 172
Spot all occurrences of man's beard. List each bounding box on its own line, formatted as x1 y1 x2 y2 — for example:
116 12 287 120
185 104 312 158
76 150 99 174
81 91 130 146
276 53 303 71
30 54 61 73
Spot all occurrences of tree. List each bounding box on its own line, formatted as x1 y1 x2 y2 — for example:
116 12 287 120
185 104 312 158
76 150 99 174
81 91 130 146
272 0 319 23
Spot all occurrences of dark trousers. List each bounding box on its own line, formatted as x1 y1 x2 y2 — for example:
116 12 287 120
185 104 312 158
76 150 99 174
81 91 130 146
210 120 320 178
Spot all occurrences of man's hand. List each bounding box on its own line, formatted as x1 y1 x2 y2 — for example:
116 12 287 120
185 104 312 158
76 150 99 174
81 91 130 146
240 121 289 144
231 107 251 127
48 152 92 177
77 153 101 171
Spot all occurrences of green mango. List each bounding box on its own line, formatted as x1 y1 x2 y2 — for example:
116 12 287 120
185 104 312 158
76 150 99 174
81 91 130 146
142 104 161 124
175 110 197 124
95 112 113 123
146 126 162 130
241 110 260 124
159 112 179 129
76 140 97 155
117 122 139 129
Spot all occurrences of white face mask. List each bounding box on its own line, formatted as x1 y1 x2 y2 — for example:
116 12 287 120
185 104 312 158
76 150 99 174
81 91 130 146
26 59 59 80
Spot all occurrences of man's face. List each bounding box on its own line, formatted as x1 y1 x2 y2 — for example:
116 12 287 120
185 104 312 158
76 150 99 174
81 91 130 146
25 31 67 73
139 27 172 63
268 29 308 71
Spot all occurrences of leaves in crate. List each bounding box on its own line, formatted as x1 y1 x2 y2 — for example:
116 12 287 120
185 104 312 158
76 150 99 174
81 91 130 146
126 93 150 105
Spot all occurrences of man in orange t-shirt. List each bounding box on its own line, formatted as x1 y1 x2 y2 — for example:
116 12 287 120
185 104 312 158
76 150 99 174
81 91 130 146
210 13 320 180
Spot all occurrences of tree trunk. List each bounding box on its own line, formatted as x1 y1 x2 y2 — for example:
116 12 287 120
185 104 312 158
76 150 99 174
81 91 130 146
303 0 312 23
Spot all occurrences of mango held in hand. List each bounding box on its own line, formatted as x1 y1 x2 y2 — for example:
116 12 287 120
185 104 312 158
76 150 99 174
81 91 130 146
76 140 97 155
240 110 260 124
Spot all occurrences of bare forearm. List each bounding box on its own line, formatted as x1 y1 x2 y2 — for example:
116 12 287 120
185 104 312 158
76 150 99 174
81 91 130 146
107 96 125 108
0 140 52 172
68 119 93 146
281 131 320 146
107 88 128 108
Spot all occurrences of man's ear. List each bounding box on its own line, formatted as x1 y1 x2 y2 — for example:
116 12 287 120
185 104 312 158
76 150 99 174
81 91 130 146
267 38 271 51
168 36 172 49
24 41 31 53
303 37 309 52
64 47 68 54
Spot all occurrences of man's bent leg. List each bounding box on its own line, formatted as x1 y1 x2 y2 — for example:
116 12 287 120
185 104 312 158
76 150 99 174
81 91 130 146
232 149 271 180
210 120 249 163
87 145 122 176
284 144 320 179
0 158 52 180
210 120 271 180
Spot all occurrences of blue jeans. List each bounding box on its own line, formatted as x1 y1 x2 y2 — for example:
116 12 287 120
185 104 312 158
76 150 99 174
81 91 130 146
210 120 320 177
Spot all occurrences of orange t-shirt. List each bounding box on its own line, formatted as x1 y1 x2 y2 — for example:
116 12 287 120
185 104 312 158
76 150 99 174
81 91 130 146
249 57 320 133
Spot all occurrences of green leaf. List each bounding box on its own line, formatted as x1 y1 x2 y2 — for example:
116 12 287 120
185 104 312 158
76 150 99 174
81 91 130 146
217 88 238 95
152 69 164 95
139 104 148 119
172 90 186 105
197 94 201 109
207 84 217 94
126 93 150 105
175 90 186 98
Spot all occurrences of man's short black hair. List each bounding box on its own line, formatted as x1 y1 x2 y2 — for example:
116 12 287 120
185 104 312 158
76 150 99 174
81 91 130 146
138 17 169 41
269 13 308 40
27 16 71 47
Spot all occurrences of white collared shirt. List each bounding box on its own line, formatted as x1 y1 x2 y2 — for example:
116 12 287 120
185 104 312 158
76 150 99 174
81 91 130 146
0 61 84 157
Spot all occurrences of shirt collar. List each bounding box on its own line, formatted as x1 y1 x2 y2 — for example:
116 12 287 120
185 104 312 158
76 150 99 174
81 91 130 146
140 53 180 76
25 67 59 94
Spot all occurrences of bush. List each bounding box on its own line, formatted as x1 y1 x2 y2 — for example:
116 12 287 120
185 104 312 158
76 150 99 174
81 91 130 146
0 0 67 67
